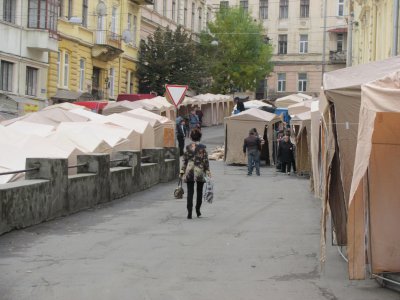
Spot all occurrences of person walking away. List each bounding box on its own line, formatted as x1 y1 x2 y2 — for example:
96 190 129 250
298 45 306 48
243 129 261 176
189 110 200 135
180 128 211 219
176 119 187 156
277 135 294 175
195 107 203 128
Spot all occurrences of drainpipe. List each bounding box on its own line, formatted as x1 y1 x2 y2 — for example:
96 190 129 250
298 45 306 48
347 12 353 67
393 0 399 56
322 0 328 81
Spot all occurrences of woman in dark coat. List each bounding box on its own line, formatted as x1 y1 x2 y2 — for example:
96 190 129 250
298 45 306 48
277 135 294 175
180 128 211 219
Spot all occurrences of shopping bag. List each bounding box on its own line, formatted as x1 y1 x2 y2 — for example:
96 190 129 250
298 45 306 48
203 177 214 203
174 178 184 199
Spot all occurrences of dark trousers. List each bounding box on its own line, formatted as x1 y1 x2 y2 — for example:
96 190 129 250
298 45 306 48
178 137 185 156
291 159 296 172
281 161 292 173
187 181 204 216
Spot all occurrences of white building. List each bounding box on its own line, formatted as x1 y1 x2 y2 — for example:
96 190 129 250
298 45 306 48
208 0 348 99
0 0 58 116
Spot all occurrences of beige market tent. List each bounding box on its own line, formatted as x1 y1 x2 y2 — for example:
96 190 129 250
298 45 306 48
322 56 400 253
291 111 311 176
102 100 157 115
42 102 85 111
346 71 400 279
69 108 105 121
225 108 281 165
97 114 155 149
275 93 312 108
122 108 175 147
310 100 323 199
288 100 314 115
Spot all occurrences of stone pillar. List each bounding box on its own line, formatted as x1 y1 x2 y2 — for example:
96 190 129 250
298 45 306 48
115 151 141 193
164 147 180 181
26 158 68 219
142 148 164 182
77 154 110 204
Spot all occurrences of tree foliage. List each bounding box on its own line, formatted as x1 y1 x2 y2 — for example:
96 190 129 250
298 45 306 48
138 26 209 95
200 8 273 93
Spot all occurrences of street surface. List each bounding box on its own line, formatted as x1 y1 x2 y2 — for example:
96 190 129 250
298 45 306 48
0 126 398 300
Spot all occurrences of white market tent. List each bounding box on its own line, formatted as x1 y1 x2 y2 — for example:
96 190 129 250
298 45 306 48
7 121 55 137
102 100 157 115
42 102 85 111
96 114 155 149
225 108 281 165
69 108 105 121
275 93 312 108
288 99 314 115
122 108 175 147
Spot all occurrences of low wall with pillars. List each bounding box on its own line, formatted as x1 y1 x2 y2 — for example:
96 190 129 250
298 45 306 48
0 147 179 235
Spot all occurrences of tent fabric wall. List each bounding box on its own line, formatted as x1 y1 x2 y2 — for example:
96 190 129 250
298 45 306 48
347 71 400 279
225 108 280 165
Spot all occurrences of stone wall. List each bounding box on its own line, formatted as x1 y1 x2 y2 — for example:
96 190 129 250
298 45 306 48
0 147 179 235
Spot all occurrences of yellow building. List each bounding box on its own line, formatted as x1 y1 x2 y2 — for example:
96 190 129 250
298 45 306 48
350 0 399 65
48 0 150 103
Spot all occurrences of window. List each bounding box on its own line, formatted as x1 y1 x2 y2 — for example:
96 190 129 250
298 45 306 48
337 33 343 52
298 73 307 92
299 34 308 53
153 0 157 11
82 0 88 27
278 34 287 54
58 0 63 17
68 0 72 18
277 73 286 92
198 7 202 32
109 68 115 98
279 0 288 19
63 52 69 88
240 0 248 13
79 58 85 91
111 7 117 34
129 71 134 94
300 0 309 18
184 0 188 26
133 15 137 46
220 1 229 9
172 0 176 21
0 60 13 92
259 0 268 20
26 67 38 96
57 52 61 87
191 3 195 31
338 0 344 16
163 0 167 16
3 0 16 23
28 0 58 34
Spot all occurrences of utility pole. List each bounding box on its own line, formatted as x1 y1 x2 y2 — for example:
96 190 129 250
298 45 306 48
321 0 328 82
392 0 399 56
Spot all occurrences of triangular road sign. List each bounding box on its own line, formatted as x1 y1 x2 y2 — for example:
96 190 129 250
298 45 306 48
165 84 188 108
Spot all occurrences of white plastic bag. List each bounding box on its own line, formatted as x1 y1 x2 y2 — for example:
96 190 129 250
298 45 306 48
203 177 214 203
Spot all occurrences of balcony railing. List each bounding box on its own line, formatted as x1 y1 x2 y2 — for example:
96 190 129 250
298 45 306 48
329 50 347 64
94 30 122 49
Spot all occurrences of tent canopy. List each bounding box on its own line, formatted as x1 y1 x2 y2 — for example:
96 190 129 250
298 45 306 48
275 93 312 108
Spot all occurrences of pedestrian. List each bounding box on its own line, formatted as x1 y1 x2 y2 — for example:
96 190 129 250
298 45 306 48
243 129 261 176
277 135 294 175
195 107 203 128
180 128 211 219
234 97 245 114
189 109 200 135
176 118 187 156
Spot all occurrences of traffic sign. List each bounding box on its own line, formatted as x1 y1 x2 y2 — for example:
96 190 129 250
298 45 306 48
165 84 188 108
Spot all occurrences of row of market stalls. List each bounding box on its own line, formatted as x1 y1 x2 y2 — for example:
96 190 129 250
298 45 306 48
103 94 233 127
0 103 176 184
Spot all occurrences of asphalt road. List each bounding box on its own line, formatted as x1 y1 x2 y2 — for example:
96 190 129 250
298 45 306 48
0 126 398 300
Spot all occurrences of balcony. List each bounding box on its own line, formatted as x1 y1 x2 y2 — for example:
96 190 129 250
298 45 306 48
92 30 123 62
130 0 154 5
329 50 346 64
25 29 58 52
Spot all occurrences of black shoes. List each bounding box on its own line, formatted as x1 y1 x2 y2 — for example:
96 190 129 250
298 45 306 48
187 214 192 219
196 210 201 218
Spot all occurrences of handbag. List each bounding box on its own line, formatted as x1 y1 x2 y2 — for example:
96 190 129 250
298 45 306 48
174 178 184 199
203 177 214 203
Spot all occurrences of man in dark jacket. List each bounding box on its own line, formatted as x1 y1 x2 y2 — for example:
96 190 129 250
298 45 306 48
176 119 187 156
243 129 261 176
278 135 294 175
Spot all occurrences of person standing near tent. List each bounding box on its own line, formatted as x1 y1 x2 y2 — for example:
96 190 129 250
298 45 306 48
180 128 211 219
243 129 261 176
277 135 294 175
189 109 200 134
195 107 203 128
176 118 187 156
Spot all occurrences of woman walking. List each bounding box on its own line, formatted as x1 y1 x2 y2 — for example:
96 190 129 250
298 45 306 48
180 128 211 219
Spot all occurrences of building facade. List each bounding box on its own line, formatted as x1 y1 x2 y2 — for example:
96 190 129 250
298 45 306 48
0 0 58 114
48 0 150 103
350 0 399 65
208 0 348 99
140 0 213 42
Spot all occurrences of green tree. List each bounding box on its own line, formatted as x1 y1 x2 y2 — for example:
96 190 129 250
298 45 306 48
200 7 273 93
138 26 209 95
